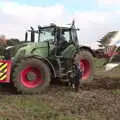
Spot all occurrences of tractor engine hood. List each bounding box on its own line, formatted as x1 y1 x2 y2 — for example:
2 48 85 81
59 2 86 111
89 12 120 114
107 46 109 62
4 43 27 59
9 42 49 61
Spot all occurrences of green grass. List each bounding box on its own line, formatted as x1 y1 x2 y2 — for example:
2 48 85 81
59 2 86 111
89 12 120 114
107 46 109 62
110 89 120 94
0 95 76 120
94 58 106 69
94 57 120 78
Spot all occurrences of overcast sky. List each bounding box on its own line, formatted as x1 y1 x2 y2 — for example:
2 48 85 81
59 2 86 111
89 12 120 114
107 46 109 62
0 0 120 49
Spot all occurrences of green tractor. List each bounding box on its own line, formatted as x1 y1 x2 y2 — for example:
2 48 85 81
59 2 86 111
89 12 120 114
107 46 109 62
0 22 94 93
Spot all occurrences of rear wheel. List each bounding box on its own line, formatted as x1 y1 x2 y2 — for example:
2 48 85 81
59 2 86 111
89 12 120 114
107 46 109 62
74 49 94 82
12 57 51 94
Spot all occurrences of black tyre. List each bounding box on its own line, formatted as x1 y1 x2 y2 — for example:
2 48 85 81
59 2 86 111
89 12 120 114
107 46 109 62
12 57 51 94
74 49 94 82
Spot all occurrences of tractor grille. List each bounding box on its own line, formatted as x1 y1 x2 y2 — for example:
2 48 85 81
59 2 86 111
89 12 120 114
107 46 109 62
4 44 27 59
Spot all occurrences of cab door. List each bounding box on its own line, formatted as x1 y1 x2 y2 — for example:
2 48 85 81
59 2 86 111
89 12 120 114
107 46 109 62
60 30 76 59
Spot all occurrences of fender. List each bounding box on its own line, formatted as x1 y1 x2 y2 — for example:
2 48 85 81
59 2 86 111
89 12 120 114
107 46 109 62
72 45 95 58
79 46 95 57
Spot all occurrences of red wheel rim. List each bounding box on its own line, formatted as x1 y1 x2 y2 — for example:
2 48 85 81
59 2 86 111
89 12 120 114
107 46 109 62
20 66 44 88
80 59 90 80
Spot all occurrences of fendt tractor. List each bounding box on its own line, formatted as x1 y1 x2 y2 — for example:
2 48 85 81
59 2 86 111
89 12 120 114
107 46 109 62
0 22 94 93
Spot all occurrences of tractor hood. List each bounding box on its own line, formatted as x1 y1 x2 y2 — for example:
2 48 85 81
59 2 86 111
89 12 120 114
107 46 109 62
5 42 49 60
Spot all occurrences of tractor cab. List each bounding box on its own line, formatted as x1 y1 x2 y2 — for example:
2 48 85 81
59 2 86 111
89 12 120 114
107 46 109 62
24 22 80 57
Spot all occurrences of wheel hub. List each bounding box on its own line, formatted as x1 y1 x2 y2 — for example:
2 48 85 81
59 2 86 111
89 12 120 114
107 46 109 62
20 66 44 88
27 72 37 81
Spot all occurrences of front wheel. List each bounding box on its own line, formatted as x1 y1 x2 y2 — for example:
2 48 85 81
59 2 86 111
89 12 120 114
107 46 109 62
74 49 94 82
12 57 51 94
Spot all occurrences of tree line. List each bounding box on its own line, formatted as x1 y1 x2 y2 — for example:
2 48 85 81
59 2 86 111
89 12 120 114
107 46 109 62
0 35 20 46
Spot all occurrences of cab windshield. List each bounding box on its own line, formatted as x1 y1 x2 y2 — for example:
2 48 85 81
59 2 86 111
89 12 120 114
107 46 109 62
40 28 55 42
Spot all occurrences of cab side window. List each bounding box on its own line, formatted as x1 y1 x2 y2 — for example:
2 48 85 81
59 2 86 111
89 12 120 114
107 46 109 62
63 31 70 42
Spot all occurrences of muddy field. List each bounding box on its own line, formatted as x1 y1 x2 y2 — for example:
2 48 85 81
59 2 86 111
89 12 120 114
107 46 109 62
0 70 120 120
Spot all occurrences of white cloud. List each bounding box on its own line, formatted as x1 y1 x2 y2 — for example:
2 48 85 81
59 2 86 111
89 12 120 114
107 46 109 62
97 0 120 6
1 1 65 23
73 11 120 48
0 1 66 39
0 1 120 49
